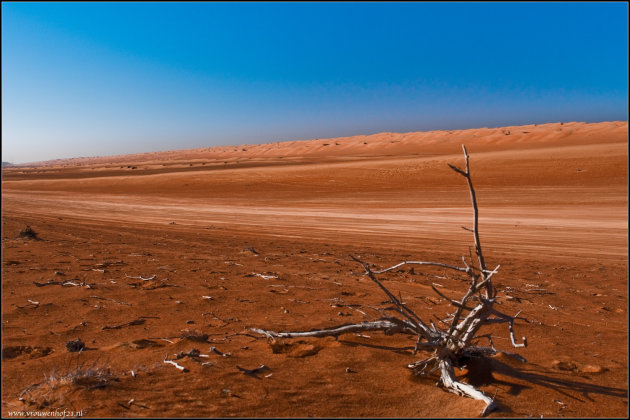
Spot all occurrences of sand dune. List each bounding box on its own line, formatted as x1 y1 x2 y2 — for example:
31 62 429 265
9 120 627 169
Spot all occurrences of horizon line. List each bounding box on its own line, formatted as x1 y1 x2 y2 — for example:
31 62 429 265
4 119 628 167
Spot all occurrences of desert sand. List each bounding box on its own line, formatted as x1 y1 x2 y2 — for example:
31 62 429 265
2 121 628 417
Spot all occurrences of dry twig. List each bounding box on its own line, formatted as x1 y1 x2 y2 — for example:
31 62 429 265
102 318 146 330
163 355 188 372
88 295 132 306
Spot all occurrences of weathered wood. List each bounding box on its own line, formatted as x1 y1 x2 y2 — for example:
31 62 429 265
251 318 418 339
351 255 433 339
372 260 469 275
439 358 497 416
448 144 487 278
252 146 527 417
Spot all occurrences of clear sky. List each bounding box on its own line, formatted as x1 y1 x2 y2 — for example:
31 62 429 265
2 2 628 164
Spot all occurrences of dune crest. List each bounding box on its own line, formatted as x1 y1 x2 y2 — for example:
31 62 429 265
11 120 627 168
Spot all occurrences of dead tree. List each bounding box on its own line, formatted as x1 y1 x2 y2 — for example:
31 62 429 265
252 145 527 416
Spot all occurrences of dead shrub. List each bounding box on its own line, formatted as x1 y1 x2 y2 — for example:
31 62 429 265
19 362 115 409
18 225 38 239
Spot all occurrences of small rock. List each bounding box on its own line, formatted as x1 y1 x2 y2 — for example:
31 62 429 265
579 364 607 374
552 360 578 371
66 338 86 352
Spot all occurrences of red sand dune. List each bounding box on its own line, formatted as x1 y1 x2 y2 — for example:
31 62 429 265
2 121 627 417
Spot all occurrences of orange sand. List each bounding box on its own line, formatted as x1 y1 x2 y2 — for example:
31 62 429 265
2 121 627 417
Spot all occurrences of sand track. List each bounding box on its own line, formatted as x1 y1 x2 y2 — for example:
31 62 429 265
2 190 627 261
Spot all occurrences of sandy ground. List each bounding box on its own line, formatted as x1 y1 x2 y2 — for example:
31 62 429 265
2 121 628 417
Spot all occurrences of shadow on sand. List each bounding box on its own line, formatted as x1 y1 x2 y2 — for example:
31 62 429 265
340 339 626 407
464 356 627 403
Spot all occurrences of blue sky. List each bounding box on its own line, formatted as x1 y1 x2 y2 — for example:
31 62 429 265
2 2 628 163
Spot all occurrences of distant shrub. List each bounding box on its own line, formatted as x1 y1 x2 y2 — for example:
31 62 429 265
19 226 38 239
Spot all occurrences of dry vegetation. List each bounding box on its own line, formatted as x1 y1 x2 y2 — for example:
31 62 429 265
253 146 530 416
19 359 115 410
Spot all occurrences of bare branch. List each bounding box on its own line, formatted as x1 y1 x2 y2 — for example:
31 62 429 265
489 309 528 348
431 284 474 310
449 145 487 276
102 318 146 330
350 255 432 338
251 318 419 339
446 284 479 337
508 322 527 348
88 295 132 306
439 359 497 416
447 163 467 176
125 273 157 281
372 260 468 274
163 355 188 372
407 356 437 375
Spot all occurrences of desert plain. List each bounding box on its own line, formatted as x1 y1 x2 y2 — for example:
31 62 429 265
1 120 628 417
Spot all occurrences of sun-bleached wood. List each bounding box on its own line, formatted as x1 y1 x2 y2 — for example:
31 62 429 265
253 145 527 416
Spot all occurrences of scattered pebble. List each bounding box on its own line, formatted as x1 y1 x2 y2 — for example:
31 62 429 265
65 338 86 352
551 360 577 371
579 364 606 374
